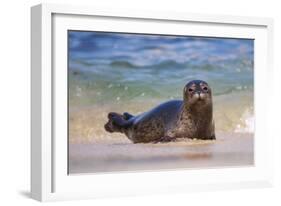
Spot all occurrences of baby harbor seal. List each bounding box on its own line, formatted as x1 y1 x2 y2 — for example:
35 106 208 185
104 80 215 143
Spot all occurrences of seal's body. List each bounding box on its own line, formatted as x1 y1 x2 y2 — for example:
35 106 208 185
104 80 215 143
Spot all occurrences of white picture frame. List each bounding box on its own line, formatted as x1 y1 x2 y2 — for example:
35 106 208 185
31 3 274 202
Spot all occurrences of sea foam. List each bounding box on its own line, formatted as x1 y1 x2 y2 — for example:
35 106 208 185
235 109 254 133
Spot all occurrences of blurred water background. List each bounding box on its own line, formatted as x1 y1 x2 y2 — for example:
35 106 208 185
68 31 254 143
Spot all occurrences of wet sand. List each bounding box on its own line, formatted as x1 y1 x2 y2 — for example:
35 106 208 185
68 132 253 174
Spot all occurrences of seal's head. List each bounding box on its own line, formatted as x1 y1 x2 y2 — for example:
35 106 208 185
183 80 212 106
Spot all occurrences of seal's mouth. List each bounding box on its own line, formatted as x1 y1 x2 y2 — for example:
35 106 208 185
194 93 205 101
196 98 205 103
190 93 209 105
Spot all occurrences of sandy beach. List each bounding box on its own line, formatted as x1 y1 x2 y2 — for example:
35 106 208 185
68 132 253 174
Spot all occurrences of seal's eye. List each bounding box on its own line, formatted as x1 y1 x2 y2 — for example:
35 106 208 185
203 86 208 91
188 88 193 92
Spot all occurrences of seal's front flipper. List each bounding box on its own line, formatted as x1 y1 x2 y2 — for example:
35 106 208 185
153 136 176 143
207 135 216 140
123 112 134 120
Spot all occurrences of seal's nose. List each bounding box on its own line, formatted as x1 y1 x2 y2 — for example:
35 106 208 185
193 92 200 99
196 91 204 100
